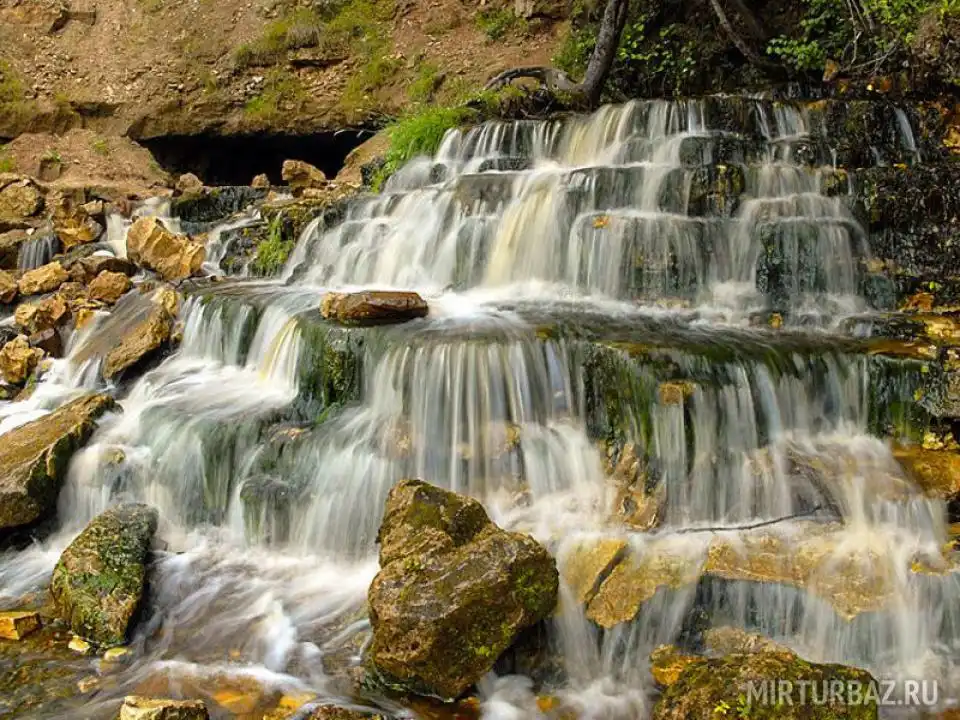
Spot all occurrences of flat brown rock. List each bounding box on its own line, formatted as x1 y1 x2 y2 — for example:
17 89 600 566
321 291 428 326
18 261 68 296
126 217 204 281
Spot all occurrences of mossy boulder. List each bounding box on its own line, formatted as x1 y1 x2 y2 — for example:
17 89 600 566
652 650 878 719
0 393 115 531
368 479 558 700
50 503 159 646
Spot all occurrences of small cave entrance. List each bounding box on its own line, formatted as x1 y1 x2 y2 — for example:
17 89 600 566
141 130 373 186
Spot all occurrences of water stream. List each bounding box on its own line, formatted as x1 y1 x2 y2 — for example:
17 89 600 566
0 98 957 718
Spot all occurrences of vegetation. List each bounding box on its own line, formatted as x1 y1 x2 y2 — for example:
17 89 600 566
244 70 308 122
408 62 443 103
765 0 946 72
251 214 295 276
475 7 528 40
0 60 24 105
0 145 14 173
91 138 110 156
371 104 476 190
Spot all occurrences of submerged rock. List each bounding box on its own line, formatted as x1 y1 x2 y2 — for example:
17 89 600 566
0 393 115 531
652 650 878 719
321 291 428 326
0 610 41 640
368 479 558 700
17 260 68 295
0 335 43 384
50 503 159 646
118 696 209 720
126 216 204 280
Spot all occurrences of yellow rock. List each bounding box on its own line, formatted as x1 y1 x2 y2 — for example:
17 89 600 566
649 644 699 688
560 537 628 606
18 261 68 296
69 635 91 654
103 646 132 662
0 610 40 639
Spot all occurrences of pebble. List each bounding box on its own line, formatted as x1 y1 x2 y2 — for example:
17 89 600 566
68 635 92 654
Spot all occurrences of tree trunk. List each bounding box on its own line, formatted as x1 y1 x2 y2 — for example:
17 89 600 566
579 0 630 105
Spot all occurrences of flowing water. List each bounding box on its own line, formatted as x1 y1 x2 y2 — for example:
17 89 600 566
1 98 958 718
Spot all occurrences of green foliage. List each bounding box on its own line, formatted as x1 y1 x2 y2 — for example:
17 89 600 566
372 104 476 190
0 60 24 104
766 0 936 72
0 145 14 173
554 27 595 76
408 62 442 103
91 138 110 156
251 214 294 276
475 7 527 40
244 70 307 121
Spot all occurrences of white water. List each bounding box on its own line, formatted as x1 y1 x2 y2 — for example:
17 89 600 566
0 98 956 718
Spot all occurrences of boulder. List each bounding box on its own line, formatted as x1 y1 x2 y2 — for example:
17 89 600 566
301 706 387 719
0 229 28 269
29 327 63 357
0 335 43 384
251 173 271 189
102 292 177 380
18 261 68 295
88 270 132 305
368 479 558 699
652 650 878 719
68 254 137 284
126 217 205 281
0 610 41 640
282 160 327 191
0 269 17 303
15 293 71 333
50 503 159 646
118 696 209 720
0 393 115 531
321 291 428 326
175 173 204 195
893 446 960 509
0 180 44 226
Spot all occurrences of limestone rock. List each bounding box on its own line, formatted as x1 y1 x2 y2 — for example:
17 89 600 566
652 651 878 719
18 261 68 295
0 335 43 383
282 160 327 191
0 229 27 269
0 268 18 303
368 479 558 699
0 180 44 225
321 291 428 326
29 327 63 357
118 696 209 720
102 297 176 380
0 610 41 640
251 173 271 189
301 705 387 719
893 446 960 506
88 270 132 305
175 173 204 195
649 645 699 688
50 503 159 646
15 293 71 333
126 217 205 281
0 393 115 531
68 254 137 284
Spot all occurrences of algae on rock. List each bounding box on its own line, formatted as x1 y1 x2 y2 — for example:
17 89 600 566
50 503 159 646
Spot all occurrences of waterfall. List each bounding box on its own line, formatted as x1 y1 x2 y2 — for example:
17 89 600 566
0 97 956 718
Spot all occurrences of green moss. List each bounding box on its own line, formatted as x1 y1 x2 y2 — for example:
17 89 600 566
0 144 14 173
408 62 443 103
250 213 294 276
233 7 325 67
0 60 24 105
244 69 307 122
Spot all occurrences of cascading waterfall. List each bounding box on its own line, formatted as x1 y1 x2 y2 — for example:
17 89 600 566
0 97 957 719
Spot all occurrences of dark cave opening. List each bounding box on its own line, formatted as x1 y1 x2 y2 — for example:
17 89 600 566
141 129 373 186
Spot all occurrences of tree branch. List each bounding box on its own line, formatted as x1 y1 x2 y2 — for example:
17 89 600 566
707 0 782 70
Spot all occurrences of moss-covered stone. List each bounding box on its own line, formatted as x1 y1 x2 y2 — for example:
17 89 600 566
50 503 159 646
368 479 558 700
0 393 116 532
653 650 878 720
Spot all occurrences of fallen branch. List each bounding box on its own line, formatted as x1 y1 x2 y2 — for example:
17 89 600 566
667 504 825 535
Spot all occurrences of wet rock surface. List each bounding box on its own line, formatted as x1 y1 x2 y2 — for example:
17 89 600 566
0 393 115 532
118 695 209 720
126 217 204 281
321 291 428 326
368 479 558 700
17 261 67 295
652 650 878 719
50 503 159 646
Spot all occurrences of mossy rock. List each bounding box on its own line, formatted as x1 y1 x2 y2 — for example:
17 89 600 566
170 186 267 226
368 479 558 700
653 650 878 719
50 503 159 646
0 393 116 532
